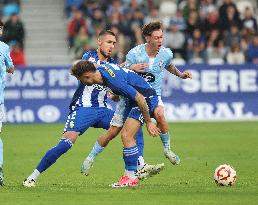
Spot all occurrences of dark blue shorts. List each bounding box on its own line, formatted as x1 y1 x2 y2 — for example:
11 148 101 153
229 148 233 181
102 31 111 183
123 95 158 124
64 107 114 135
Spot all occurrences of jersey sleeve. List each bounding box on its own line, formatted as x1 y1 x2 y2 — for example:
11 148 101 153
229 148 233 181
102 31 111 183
4 46 14 69
100 66 137 101
125 49 137 68
164 48 174 69
82 50 91 60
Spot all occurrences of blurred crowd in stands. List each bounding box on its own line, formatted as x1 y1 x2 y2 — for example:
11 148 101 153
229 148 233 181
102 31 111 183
66 0 258 64
0 0 26 66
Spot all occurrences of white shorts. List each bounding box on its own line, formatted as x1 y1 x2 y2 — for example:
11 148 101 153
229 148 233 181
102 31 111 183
158 96 164 107
0 104 5 132
110 96 126 128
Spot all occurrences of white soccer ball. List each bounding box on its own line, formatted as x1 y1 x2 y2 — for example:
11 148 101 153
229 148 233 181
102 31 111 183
214 164 237 186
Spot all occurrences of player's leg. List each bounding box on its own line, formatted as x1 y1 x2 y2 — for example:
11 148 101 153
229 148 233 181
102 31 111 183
82 99 126 175
135 127 164 179
0 103 5 186
81 125 121 175
23 108 95 187
154 100 180 165
23 131 79 187
112 117 141 188
81 107 121 175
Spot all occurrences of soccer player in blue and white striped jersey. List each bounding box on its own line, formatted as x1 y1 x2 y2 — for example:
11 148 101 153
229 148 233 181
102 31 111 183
0 20 15 186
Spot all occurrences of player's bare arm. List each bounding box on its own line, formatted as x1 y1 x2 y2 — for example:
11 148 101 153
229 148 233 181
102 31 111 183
166 64 192 79
129 63 149 72
7 67 15 74
134 92 160 136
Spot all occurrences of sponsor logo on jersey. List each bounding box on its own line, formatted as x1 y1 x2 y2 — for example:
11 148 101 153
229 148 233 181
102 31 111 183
137 72 155 82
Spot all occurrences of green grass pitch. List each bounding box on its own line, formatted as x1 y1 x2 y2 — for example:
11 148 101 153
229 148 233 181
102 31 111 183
0 122 258 205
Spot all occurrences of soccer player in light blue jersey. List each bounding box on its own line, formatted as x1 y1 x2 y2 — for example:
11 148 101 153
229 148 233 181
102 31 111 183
0 20 15 186
126 21 192 165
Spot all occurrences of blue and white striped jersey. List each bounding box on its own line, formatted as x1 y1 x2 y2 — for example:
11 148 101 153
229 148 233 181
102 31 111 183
69 50 117 111
126 44 173 96
0 41 14 104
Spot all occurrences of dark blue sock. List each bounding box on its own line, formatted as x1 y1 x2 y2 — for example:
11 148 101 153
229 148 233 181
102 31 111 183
36 138 73 173
136 128 144 157
123 145 139 171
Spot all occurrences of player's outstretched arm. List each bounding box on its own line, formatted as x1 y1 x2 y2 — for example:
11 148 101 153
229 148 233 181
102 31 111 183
134 92 160 137
166 64 192 79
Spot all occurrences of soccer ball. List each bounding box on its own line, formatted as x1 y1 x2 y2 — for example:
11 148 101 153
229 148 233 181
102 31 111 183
214 164 237 186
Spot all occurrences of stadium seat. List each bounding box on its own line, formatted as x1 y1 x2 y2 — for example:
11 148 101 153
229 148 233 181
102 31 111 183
160 1 177 17
208 58 225 65
189 57 204 64
172 58 186 65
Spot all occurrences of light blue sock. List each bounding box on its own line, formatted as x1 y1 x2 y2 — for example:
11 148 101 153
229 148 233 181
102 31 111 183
87 141 104 161
0 138 3 167
160 133 171 151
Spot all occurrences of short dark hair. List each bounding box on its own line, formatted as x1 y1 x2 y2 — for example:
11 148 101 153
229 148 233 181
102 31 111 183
142 21 163 36
98 30 116 38
71 60 96 78
0 20 4 27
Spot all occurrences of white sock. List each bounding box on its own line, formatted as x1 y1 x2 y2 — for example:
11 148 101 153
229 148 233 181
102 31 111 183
28 169 40 181
137 156 145 170
124 170 137 179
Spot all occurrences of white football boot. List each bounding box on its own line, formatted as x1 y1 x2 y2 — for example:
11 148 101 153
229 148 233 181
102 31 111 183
81 158 94 176
23 178 36 188
137 163 165 180
164 150 180 165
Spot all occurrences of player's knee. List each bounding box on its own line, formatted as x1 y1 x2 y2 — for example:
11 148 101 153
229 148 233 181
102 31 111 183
63 131 79 143
121 128 132 143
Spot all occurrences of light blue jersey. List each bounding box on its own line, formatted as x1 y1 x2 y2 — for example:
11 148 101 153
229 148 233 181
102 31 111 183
126 44 173 96
0 41 13 104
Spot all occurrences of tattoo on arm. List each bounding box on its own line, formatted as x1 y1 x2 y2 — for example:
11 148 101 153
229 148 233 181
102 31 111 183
167 64 182 77
135 92 151 123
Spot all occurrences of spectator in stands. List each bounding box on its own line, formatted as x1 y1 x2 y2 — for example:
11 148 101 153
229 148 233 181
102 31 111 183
242 7 257 35
186 10 200 36
169 10 186 31
220 5 242 31
203 8 220 33
91 8 107 29
10 42 26 66
144 6 160 24
74 27 89 59
67 9 87 49
106 0 126 17
207 39 227 64
65 0 84 18
246 35 258 64
164 24 185 59
182 0 199 21
224 24 241 47
110 24 126 63
219 0 239 23
199 0 217 17
226 43 245 64
187 28 206 63
3 13 25 48
131 8 145 45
